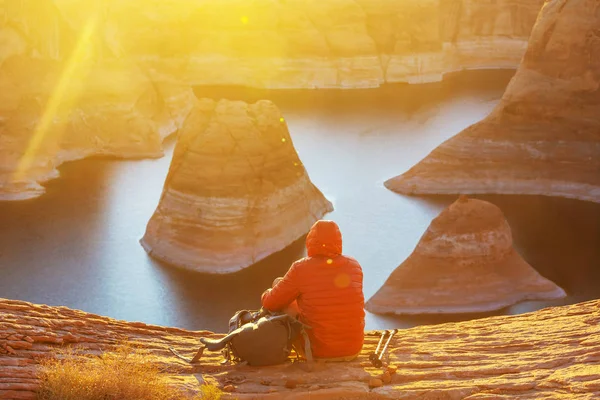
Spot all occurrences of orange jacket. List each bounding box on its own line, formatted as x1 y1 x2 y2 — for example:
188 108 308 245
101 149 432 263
261 220 365 359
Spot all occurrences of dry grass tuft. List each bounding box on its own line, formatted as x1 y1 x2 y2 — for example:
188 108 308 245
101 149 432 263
36 344 222 400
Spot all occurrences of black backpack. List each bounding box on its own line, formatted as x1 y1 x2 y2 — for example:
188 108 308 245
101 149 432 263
200 309 312 366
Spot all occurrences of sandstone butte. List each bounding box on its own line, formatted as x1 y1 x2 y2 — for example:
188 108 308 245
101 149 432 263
140 98 333 273
385 0 600 203
1 298 600 399
366 196 566 315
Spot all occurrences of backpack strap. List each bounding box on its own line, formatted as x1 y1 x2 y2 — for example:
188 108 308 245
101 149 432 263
290 317 314 364
229 310 254 332
300 328 313 363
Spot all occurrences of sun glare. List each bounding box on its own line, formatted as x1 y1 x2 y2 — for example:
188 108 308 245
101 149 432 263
13 12 100 181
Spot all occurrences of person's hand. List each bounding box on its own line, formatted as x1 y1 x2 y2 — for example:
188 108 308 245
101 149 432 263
261 288 272 299
272 277 283 287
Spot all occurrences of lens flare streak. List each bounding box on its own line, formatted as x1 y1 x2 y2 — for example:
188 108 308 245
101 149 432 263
14 14 100 181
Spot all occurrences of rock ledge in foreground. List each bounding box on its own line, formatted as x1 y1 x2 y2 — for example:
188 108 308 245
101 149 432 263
1 298 600 399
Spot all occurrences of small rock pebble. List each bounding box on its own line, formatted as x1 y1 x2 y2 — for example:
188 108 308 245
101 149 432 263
381 371 392 384
223 385 235 392
285 379 298 389
369 378 383 388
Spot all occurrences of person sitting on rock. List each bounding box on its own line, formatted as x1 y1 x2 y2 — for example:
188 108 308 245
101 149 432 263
261 220 365 361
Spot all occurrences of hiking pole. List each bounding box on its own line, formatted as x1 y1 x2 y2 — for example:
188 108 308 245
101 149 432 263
371 329 398 368
368 330 390 366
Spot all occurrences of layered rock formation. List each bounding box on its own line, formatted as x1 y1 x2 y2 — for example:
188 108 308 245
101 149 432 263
2 298 600 399
141 99 333 273
386 0 600 203
366 197 566 314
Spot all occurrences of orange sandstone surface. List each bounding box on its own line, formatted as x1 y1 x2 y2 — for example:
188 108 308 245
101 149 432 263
1 298 600 399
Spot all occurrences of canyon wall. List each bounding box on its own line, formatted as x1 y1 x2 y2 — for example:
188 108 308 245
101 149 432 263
103 0 545 87
2 298 600 399
386 0 600 203
3 0 546 90
0 0 546 200
140 99 333 273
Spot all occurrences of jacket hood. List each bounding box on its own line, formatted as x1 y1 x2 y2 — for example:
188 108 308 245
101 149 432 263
306 220 342 258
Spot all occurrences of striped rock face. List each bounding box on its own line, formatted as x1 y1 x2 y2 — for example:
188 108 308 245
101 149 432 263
386 0 600 203
141 99 333 273
366 197 565 314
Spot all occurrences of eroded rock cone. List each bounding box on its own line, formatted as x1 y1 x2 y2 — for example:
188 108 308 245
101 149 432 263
366 197 565 314
386 0 600 203
141 99 333 273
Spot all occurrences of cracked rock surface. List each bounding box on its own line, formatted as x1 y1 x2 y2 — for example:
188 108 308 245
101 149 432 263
366 196 566 315
140 98 333 273
385 0 600 203
1 298 600 399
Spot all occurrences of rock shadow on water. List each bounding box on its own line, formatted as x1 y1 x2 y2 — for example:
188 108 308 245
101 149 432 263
147 236 307 332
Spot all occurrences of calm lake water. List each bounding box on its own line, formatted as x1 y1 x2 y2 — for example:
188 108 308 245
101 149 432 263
1 70 599 332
